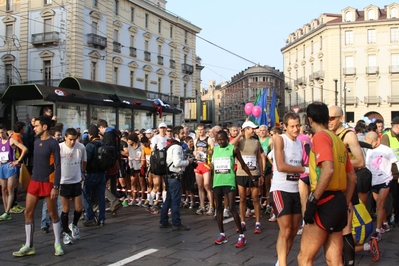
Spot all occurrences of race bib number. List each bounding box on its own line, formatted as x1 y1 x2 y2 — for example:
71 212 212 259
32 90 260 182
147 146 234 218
197 151 207 162
242 155 257 171
286 173 300 181
214 157 231 174
146 155 150 164
0 151 8 163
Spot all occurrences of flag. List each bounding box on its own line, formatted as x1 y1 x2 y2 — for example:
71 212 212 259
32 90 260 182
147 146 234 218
250 88 268 126
269 88 279 127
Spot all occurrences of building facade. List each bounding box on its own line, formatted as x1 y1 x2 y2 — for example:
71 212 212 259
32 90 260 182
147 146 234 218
0 0 201 128
219 65 285 126
281 3 399 124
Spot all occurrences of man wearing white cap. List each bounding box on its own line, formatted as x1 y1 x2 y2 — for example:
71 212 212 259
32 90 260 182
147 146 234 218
230 120 264 234
148 122 168 209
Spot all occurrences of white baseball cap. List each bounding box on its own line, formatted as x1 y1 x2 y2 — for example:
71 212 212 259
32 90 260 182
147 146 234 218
144 129 152 134
158 122 167 128
242 121 259 129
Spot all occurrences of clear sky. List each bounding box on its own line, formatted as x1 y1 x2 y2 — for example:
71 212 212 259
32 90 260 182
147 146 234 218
166 0 389 88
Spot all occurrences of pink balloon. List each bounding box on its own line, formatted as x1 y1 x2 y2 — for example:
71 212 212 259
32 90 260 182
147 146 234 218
244 103 254 115
252 106 262 117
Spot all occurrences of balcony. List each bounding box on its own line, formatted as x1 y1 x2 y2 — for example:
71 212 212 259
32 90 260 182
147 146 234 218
364 96 381 106
32 31 60 45
387 95 399 106
129 47 137 57
297 77 307 86
366 66 379 75
144 51 151 61
389 65 399 74
182 63 194 74
157 55 164 65
308 73 314 81
341 96 358 106
170 59 176 69
343 67 356 76
113 41 121 53
313 70 325 80
87 33 107 49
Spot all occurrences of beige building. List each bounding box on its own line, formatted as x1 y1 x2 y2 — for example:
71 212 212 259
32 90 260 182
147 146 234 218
281 3 399 124
0 0 201 127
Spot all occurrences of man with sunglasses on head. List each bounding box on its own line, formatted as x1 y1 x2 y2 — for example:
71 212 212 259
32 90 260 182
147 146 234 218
328 106 366 265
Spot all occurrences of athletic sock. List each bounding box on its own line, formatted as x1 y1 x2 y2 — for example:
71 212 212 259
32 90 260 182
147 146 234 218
155 192 160 201
162 191 167 203
73 210 82 225
342 233 355 266
363 242 371 251
148 191 154 205
53 220 61 245
61 212 69 233
25 222 34 248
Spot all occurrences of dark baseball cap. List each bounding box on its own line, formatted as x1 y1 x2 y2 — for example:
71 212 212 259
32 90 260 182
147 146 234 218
392 117 399 125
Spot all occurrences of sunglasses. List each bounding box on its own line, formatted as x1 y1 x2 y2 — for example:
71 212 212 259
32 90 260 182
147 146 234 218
167 130 172 132
329 116 341 121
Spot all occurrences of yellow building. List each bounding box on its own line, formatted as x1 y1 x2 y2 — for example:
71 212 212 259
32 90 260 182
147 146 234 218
0 0 201 127
281 3 399 124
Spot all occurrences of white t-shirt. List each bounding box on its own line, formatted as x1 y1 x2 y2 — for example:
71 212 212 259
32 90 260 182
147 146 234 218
59 142 87 184
270 134 302 193
366 144 397 186
150 134 168 150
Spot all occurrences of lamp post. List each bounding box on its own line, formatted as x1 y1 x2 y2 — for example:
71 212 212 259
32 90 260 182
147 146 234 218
333 79 338 106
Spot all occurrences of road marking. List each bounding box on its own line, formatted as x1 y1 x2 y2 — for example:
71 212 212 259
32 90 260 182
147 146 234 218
223 217 234 224
108 248 158 266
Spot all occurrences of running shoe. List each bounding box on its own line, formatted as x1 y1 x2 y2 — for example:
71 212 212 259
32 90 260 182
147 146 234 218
265 205 272 214
382 223 392 233
142 199 149 207
223 208 230 218
12 244 35 257
196 207 206 215
297 226 304 236
172 224 190 231
206 207 215 216
371 231 382 242
214 233 228 245
153 200 159 207
63 232 73 245
235 222 247 233
10 204 25 213
136 199 143 206
69 223 80 240
54 243 64 256
254 224 261 234
268 213 277 222
245 209 251 218
122 200 128 207
189 203 194 209
159 222 173 228
0 212 11 221
146 206 159 214
235 235 246 248
369 237 380 262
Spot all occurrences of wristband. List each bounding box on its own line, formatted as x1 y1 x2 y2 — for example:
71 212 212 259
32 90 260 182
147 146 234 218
304 166 310 174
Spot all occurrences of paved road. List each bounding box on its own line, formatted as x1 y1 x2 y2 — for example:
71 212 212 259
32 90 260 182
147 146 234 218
1 196 398 266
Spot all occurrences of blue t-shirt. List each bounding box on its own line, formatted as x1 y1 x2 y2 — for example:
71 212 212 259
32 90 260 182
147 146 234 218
32 137 61 186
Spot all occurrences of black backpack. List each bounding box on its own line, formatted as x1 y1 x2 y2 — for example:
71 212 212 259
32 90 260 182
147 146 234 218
149 144 168 175
92 140 117 172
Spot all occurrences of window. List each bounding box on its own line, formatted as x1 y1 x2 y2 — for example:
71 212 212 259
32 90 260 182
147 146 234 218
368 29 376 44
91 62 97 81
170 25 173 38
158 45 161 55
170 49 174 59
391 28 399 43
158 77 162 93
392 53 399 68
6 0 13 11
368 9 375 20
345 30 353 45
368 55 376 67
113 67 118 84
130 7 134 22
295 48 298 61
158 19 162 34
392 7 398 18
5 24 13 39
311 40 314 54
184 54 187 64
130 35 134 46
320 36 322 50
5 64 12 85
93 0 97 7
303 44 305 58
91 21 97 34
130 71 134 87
184 30 188 44
145 13 149 28
114 0 119 15
44 18 52 32
345 11 352 22
144 74 149 91
44 0 52 4
114 29 119 42
170 80 173 92
43 60 51 85
145 40 149 51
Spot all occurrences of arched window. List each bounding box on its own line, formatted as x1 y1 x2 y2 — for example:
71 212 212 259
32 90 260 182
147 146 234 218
345 11 352 22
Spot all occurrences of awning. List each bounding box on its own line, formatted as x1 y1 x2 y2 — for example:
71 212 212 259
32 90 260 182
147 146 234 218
58 77 148 100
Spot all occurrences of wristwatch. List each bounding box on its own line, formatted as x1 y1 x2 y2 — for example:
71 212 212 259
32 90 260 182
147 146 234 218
308 192 318 204
53 185 59 190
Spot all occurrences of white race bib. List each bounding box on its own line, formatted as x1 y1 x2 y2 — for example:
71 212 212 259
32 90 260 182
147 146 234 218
242 155 257 171
214 157 231 174
0 151 8 163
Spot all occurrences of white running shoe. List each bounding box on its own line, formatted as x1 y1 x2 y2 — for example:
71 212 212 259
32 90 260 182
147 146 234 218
69 223 80 240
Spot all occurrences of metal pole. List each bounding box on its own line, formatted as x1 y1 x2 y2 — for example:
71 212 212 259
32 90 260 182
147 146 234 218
333 79 338 106
344 82 347 123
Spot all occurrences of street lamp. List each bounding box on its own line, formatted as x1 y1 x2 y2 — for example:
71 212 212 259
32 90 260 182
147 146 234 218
333 79 338 106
